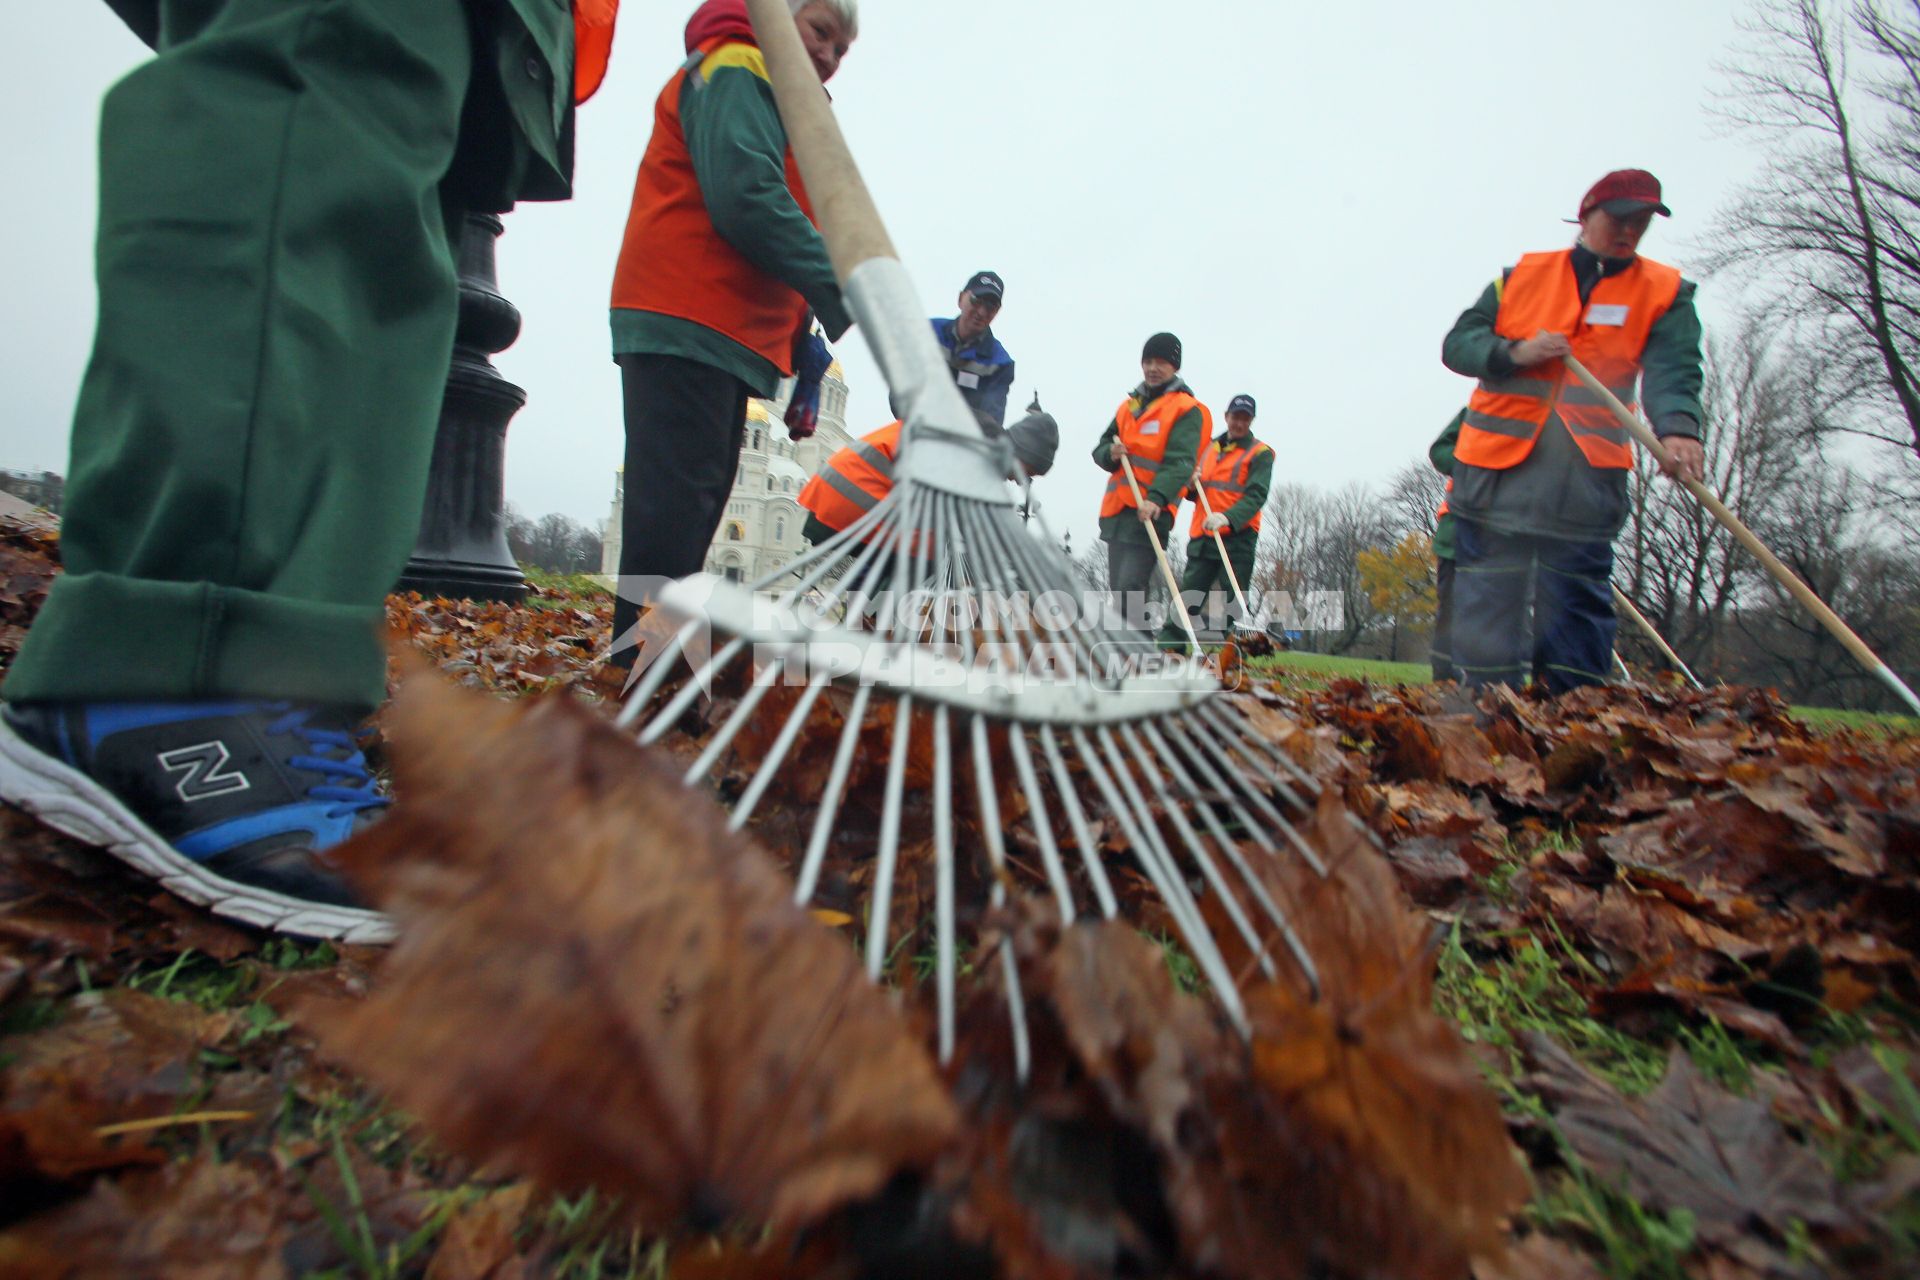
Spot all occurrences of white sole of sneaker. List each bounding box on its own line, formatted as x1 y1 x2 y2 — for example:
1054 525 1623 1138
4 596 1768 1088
0 718 395 945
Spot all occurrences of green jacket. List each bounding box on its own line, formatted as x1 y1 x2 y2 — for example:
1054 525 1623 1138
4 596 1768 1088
1187 433 1273 561
106 0 575 209
1091 380 1205 546
1441 253 1705 541
610 41 851 396
1430 410 1461 561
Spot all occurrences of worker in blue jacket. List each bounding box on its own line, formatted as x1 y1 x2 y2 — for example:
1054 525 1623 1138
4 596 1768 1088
924 270 1016 433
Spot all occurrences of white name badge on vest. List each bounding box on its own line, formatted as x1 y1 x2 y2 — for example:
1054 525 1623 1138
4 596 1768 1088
1586 303 1630 326
1139 419 1162 435
957 371 981 388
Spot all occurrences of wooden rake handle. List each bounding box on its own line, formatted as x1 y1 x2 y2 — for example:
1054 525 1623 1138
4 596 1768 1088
1609 583 1705 691
1189 479 1254 618
1565 356 1920 716
1118 454 1201 654
744 0 892 284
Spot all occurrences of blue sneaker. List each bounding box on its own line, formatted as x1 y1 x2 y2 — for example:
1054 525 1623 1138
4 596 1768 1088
0 700 393 943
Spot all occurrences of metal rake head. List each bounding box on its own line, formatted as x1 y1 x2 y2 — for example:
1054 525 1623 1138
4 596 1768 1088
611 407 1343 1072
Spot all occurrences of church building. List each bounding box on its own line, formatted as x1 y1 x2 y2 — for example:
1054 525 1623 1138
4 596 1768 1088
600 364 854 584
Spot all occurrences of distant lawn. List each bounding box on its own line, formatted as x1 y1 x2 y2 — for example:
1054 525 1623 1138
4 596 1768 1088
1246 649 1918 737
1246 649 1433 688
1788 704 1920 737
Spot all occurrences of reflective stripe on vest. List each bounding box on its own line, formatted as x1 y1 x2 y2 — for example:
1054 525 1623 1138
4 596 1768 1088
610 38 817 375
1187 438 1270 537
1459 249 1682 472
1099 391 1211 519
798 422 901 533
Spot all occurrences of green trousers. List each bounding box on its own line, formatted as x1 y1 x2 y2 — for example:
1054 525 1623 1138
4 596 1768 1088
1158 535 1257 649
5 0 475 713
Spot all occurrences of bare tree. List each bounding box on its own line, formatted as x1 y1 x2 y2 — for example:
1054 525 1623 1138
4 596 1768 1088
1705 0 1920 463
1256 481 1390 653
1383 457 1448 546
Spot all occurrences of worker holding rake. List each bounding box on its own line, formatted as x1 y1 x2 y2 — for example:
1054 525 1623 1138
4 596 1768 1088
1158 394 1272 649
1093 333 1208 636
1442 169 1706 694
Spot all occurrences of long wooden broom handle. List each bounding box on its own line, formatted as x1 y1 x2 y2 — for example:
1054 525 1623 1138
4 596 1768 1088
1609 583 1705 691
743 0 894 283
1119 454 1201 654
1565 356 1920 716
1189 478 1254 617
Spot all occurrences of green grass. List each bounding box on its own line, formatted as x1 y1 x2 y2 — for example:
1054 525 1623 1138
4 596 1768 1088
1247 649 1432 687
1788 704 1920 737
520 565 612 598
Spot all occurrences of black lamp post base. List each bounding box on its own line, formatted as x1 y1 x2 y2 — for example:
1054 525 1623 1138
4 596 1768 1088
396 212 529 604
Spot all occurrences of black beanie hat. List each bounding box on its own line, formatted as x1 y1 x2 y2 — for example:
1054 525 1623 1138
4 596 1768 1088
1141 332 1182 370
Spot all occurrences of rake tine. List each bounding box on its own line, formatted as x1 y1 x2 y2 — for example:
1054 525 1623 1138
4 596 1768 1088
980 499 1113 675
864 694 915 981
1070 726 1248 1034
1006 724 1077 921
1038 725 1120 919
1198 700 1325 799
772 485 903 599
684 658 786 785
932 705 956 1063
970 716 1032 1080
612 618 701 731
1139 721 1321 995
730 666 832 831
636 633 750 747
792 682 872 905
1202 701 1390 855
1157 716 1280 854
1193 706 1315 813
1111 724 1278 980
1167 714 1328 877
999 937 1032 1081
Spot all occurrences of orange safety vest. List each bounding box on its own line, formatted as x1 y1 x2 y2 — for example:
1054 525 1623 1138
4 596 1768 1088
610 38 817 376
1436 476 1452 522
799 422 901 534
574 0 620 104
1459 249 1682 472
1099 391 1211 519
1187 437 1271 537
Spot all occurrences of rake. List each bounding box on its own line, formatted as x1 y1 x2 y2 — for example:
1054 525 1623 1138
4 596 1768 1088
614 0 1345 1069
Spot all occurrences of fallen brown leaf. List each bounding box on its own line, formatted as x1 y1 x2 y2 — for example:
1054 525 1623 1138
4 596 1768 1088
308 673 959 1233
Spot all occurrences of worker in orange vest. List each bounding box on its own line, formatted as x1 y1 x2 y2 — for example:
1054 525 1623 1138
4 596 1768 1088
1158 394 1272 648
799 410 1061 554
1092 333 1209 633
609 0 860 666
1442 169 1706 694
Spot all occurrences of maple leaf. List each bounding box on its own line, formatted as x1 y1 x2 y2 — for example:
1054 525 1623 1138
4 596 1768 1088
1521 1032 1850 1247
305 672 959 1233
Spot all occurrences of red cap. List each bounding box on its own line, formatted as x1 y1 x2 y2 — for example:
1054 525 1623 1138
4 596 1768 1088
1578 169 1671 220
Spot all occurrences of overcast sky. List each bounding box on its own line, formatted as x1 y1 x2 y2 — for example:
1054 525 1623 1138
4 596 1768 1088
12 1 1761 548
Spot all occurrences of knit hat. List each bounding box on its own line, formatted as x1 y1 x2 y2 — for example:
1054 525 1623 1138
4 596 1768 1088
1226 393 1256 417
1578 169 1670 220
1141 332 1182 370
1006 410 1059 477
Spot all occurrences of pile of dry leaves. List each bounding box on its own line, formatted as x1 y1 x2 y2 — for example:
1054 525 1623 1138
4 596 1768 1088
1 534 1915 1278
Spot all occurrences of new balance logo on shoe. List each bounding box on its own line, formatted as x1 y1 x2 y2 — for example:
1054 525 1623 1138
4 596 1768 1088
157 741 252 802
